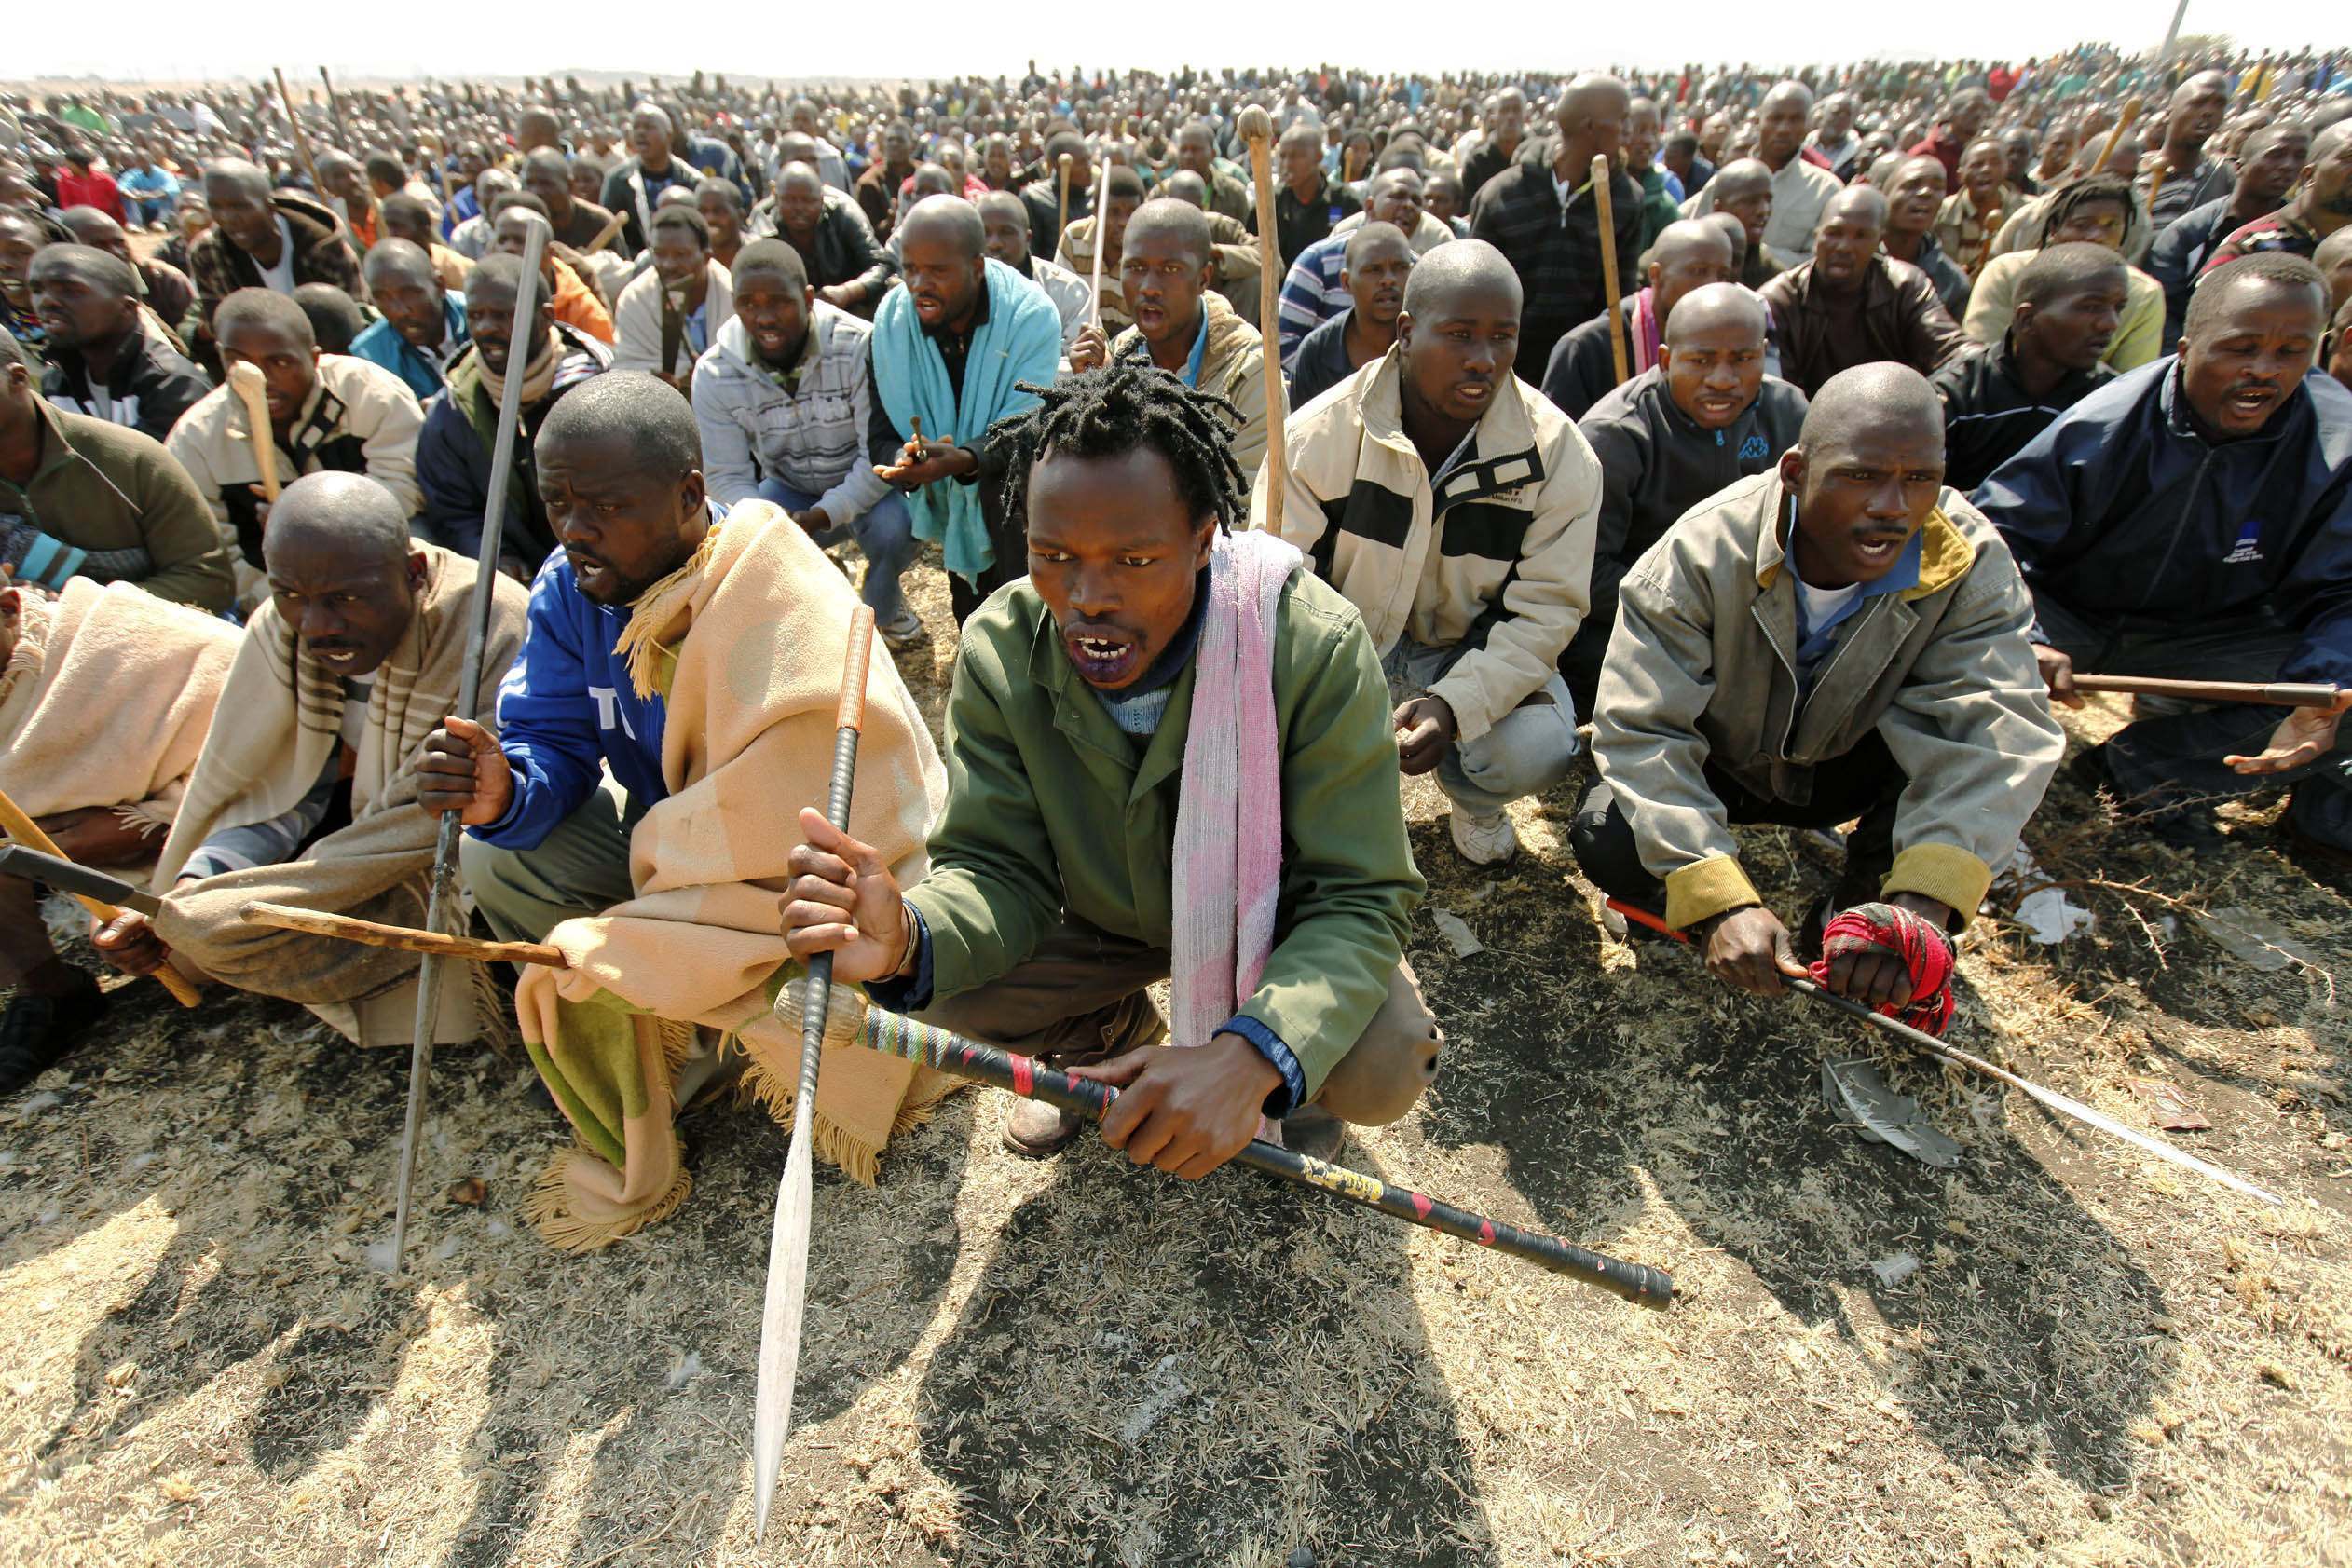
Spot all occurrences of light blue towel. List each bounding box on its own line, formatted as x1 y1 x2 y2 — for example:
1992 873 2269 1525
871 256 1063 583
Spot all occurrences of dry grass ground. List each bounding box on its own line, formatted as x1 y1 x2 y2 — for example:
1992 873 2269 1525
2 549 2347 1567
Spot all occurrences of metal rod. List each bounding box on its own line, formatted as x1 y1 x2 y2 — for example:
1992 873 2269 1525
383 214 547 1271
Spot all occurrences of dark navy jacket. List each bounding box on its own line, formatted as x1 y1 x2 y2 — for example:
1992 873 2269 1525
1973 358 2352 685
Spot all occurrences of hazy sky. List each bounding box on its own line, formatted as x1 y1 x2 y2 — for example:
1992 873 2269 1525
11 2 2305 86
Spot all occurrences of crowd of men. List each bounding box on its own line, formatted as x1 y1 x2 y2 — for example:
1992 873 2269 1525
0 41 2347 1248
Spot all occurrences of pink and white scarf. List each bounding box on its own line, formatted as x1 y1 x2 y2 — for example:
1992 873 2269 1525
1629 286 1664 376
1169 528 1304 1082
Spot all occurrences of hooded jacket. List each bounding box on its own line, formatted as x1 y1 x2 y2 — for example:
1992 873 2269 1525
1594 472 2061 930
415 323 609 563
1974 358 2352 687
1109 289 1278 478
185 191 365 328
691 303 891 522
1576 366 1809 617
0 395 234 610
40 315 212 443
1253 349 1600 744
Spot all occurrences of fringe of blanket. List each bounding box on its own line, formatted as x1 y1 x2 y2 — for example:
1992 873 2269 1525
466 958 515 1053
520 1016 704 1251
732 1048 959 1189
614 524 725 701
524 1146 694 1254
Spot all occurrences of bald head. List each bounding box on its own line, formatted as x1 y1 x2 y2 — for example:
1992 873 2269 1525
1402 236 1522 318
202 157 269 200
1663 281 1767 347
1650 218 1734 272
1159 170 1209 209
362 237 438 291
1710 158 1772 204
266 472 415 568
1799 362 1941 453
1822 185 1887 232
1124 197 1212 267
1557 73 1630 154
898 193 986 263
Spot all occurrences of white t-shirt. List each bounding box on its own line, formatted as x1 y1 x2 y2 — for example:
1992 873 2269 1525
1795 577 1863 638
256 216 298 293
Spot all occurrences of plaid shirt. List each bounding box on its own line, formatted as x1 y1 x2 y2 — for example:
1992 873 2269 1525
1468 155 1645 375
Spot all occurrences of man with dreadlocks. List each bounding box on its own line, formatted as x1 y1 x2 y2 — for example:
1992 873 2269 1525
1963 173 2166 372
420 373 950 1248
785 361 1441 1170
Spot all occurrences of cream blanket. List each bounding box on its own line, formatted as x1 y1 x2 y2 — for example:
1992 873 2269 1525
0 579 239 832
517 501 950 1250
151 545 529 1005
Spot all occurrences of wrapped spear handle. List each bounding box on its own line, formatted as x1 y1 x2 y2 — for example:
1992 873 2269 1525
787 982 1675 1310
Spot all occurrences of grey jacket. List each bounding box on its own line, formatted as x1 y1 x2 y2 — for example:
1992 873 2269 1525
1593 471 2062 930
690 304 892 523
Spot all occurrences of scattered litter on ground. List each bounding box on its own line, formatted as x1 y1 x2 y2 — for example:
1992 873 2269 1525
1429 908 1485 958
2126 1077 2212 1132
1823 1057 1962 1169
2197 907 2324 973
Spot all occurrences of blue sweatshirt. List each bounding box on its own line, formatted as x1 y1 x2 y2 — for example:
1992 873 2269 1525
468 547 672 852
1974 359 2352 686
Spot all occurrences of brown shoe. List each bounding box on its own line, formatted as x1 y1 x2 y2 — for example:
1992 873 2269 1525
1003 1095 1085 1157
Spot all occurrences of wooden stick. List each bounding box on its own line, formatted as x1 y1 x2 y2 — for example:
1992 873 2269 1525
1592 154 1630 388
226 362 280 504
2141 162 2169 224
2088 95 2144 176
0 788 200 1007
273 68 326 196
1087 159 1110 328
319 66 351 148
752 605 878 1542
1238 104 1288 532
2072 675 2343 708
1600 899 2280 1205
582 204 631 256
1055 152 1073 245
239 901 567 968
384 214 548 1273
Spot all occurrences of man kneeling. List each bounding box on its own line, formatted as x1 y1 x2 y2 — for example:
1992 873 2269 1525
785 363 1440 1168
1571 364 2063 1017
421 374 949 1248
93 472 529 1043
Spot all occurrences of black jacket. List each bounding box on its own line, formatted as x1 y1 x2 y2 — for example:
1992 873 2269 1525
41 320 212 444
1286 308 1363 411
1929 334 2113 494
748 189 896 304
1576 366 1811 614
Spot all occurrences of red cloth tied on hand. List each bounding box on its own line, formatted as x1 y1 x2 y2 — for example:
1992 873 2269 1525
1809 901 1957 1037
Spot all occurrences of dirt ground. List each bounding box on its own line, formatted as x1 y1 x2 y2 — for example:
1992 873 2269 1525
2 548 2347 1568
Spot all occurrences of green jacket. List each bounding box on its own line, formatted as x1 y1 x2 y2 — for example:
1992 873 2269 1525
907 567 1424 1097
0 396 235 611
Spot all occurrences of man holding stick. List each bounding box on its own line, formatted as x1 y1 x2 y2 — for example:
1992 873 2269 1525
90 472 529 1047
1572 364 2062 1007
1469 74 1643 375
782 361 1440 1168
1977 254 2352 864
420 374 948 1248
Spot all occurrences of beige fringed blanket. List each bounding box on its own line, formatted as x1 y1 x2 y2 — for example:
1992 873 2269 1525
149 545 529 1008
516 501 950 1251
0 579 239 833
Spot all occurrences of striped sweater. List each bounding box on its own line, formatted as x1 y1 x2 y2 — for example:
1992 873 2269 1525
690 304 892 524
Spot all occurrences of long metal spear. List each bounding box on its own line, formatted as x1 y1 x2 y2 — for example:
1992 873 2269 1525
1603 899 2281 1205
382 214 547 1271
752 604 877 1544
